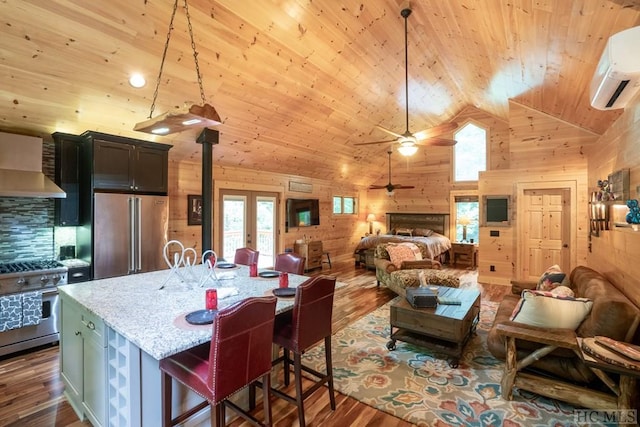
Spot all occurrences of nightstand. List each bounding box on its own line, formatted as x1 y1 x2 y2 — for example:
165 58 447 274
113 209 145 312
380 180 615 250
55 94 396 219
450 243 477 269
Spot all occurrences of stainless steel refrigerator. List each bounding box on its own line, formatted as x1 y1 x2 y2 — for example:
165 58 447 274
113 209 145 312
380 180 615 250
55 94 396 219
93 193 168 280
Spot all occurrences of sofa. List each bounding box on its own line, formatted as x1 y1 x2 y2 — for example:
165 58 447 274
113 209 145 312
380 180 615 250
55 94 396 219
487 265 640 409
374 242 459 296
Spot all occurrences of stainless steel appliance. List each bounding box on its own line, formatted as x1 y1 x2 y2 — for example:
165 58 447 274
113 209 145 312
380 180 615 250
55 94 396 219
0 260 67 356
93 193 168 279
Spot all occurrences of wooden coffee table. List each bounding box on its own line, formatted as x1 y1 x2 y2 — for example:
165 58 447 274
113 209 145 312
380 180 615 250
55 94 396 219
387 286 481 367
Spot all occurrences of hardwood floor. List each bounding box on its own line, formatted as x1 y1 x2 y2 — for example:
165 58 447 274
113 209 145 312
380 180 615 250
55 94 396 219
0 259 507 427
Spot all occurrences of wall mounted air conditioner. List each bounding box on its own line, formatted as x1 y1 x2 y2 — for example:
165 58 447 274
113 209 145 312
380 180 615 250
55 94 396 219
590 26 640 110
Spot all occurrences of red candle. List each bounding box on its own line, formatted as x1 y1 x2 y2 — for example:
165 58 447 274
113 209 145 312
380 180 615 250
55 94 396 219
205 289 218 310
249 262 258 277
279 272 289 288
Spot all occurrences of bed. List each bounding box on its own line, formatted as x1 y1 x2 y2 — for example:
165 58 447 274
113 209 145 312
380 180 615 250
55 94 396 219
354 213 451 269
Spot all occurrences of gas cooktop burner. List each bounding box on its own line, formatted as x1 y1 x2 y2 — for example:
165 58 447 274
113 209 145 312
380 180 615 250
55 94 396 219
0 260 65 274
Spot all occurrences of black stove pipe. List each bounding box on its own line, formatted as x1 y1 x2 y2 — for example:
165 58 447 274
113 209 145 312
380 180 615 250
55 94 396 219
196 128 219 253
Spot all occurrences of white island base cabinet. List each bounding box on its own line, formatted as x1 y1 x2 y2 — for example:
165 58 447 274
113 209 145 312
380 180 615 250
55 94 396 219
61 295 243 427
60 294 107 427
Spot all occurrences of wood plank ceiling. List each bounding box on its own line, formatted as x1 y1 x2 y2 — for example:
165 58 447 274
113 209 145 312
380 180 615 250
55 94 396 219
0 0 638 187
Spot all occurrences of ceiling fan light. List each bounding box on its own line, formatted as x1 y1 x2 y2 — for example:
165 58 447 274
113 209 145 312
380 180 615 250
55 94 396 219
397 142 418 156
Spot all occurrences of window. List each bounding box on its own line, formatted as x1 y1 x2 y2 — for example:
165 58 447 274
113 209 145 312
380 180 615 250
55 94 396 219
455 195 479 243
454 122 487 182
333 196 357 214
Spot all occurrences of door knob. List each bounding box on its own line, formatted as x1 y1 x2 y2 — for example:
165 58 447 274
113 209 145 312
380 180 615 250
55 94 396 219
563 244 568 248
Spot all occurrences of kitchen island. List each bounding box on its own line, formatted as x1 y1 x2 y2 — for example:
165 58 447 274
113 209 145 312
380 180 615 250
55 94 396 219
58 265 310 427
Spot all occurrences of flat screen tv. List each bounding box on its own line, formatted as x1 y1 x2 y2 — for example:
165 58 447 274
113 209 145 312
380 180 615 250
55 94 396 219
286 198 320 229
483 195 510 226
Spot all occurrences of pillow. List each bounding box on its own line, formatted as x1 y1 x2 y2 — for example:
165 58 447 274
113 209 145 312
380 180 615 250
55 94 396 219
385 242 422 268
550 285 574 298
395 228 413 236
413 228 434 237
537 264 570 291
510 290 592 330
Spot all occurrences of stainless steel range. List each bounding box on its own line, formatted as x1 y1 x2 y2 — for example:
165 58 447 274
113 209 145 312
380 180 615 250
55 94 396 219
0 260 67 356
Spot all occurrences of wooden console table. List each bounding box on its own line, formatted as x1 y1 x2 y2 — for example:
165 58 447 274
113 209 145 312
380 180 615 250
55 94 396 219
294 240 323 272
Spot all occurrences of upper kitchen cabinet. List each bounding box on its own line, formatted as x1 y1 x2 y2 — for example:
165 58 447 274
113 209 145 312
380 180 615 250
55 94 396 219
82 131 172 194
53 132 84 226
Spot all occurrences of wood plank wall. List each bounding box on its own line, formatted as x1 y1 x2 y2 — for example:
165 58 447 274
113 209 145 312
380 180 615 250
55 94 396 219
163 97 640 311
477 101 596 285
365 106 510 236
166 160 368 264
585 94 640 308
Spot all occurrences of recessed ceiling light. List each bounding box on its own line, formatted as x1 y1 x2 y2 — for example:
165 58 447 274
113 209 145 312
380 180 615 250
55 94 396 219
129 73 146 88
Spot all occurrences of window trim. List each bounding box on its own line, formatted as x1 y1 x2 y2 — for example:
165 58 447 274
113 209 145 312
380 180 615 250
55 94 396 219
332 195 358 215
451 120 489 185
449 189 479 240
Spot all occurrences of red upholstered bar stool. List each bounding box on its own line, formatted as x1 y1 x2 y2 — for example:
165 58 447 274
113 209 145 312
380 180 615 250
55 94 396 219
159 296 277 427
274 252 306 275
270 275 337 427
234 247 260 265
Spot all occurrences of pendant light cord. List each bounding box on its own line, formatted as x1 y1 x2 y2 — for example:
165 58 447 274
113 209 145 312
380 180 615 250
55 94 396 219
148 0 207 119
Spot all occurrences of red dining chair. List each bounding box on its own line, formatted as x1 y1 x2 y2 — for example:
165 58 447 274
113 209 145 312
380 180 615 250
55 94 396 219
270 275 337 427
274 252 306 275
159 296 277 427
234 247 260 266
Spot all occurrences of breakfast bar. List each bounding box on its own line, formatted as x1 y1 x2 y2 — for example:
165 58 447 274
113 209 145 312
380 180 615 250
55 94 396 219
58 264 308 427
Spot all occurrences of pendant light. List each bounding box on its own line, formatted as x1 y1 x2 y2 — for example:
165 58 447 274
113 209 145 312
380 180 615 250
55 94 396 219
134 0 221 135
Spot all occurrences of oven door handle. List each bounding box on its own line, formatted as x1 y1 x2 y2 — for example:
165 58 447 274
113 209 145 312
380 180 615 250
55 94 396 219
41 288 59 297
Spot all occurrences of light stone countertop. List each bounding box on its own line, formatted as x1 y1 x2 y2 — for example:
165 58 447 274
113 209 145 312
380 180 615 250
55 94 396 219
58 265 310 360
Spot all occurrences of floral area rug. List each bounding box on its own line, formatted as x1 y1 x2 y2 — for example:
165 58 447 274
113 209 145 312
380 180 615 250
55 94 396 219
303 297 590 427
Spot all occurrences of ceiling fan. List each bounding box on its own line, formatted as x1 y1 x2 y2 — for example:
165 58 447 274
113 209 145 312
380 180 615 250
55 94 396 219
355 4 458 156
369 150 415 196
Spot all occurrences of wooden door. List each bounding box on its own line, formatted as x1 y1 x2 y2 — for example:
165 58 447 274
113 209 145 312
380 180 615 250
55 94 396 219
520 188 570 281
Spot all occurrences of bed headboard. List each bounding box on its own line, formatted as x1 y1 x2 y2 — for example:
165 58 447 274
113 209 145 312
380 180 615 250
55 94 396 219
386 213 450 237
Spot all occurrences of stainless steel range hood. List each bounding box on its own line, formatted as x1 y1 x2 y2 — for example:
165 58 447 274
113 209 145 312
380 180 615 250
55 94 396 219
0 131 66 198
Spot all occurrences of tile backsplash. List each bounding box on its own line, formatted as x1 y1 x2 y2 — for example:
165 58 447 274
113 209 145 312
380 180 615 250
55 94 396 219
0 198 55 262
0 140 57 263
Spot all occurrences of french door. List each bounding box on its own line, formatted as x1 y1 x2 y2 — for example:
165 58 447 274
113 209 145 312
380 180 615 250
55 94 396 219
219 190 278 268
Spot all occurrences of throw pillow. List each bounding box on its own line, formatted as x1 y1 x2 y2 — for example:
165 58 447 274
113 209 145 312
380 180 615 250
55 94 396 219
550 285 574 298
413 228 434 237
386 242 422 268
395 228 413 236
510 290 592 329
537 264 570 291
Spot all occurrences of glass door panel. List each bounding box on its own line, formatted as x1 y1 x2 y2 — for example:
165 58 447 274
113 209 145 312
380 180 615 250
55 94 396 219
221 194 247 262
220 190 278 268
255 196 276 268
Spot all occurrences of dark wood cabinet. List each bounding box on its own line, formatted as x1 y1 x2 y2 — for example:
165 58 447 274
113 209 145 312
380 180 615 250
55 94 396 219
92 139 133 191
53 132 84 226
84 132 171 194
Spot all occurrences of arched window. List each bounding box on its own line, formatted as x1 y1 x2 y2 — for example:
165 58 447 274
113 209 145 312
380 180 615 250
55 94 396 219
453 122 487 182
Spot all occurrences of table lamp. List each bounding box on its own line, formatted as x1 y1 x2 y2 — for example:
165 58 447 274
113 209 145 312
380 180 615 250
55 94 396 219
366 213 376 235
458 216 471 242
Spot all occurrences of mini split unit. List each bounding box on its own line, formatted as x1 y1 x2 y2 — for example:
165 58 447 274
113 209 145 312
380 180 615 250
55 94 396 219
590 26 640 110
